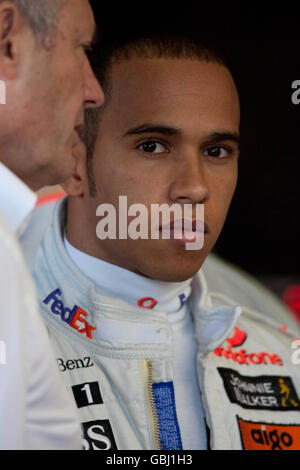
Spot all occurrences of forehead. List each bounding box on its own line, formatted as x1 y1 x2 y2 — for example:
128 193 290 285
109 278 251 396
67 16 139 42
104 57 240 134
58 0 95 38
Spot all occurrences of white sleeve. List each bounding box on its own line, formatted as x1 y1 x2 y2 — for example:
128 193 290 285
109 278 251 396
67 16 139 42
0 221 82 450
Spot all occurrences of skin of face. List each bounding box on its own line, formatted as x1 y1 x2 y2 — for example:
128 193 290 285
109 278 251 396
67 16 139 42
0 0 104 190
65 57 240 282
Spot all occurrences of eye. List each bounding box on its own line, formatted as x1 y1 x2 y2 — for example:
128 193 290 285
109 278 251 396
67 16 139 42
137 140 168 155
81 44 94 54
203 145 232 158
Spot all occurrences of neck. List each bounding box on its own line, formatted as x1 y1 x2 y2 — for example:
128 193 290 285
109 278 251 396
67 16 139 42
65 235 193 314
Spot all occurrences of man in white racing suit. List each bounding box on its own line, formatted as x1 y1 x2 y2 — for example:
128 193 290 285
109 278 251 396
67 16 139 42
32 36 300 450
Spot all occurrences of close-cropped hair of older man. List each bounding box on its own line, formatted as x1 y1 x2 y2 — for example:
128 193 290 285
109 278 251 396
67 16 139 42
0 0 104 449
31 35 300 450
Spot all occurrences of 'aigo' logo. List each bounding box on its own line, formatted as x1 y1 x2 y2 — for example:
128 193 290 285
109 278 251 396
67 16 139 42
0 80 6 105
291 340 300 365
237 416 300 450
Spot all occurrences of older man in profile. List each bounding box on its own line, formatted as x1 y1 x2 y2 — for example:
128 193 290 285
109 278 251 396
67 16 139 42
0 0 103 449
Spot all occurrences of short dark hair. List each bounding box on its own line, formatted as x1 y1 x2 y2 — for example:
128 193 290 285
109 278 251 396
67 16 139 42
84 35 229 195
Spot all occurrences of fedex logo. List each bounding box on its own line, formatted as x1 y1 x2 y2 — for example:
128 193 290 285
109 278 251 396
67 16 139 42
43 289 96 339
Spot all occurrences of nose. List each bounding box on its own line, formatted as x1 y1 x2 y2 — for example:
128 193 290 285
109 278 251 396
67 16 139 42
169 151 209 205
83 59 105 109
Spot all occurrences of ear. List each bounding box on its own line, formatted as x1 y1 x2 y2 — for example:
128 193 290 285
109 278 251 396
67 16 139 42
61 141 87 197
0 2 24 80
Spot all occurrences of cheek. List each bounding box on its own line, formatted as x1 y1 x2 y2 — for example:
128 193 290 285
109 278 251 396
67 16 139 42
213 165 238 201
222 177 238 206
208 174 237 222
56 54 84 103
220 182 237 216
95 158 147 202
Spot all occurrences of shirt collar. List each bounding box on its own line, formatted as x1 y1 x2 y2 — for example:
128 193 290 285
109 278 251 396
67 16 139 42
64 234 193 315
0 163 37 234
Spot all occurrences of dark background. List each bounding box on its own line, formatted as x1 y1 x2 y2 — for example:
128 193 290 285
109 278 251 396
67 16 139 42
89 7 300 318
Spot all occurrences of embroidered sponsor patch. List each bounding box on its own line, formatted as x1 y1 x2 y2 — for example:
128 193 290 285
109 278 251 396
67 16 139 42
218 368 300 411
82 419 117 450
178 293 187 308
152 382 182 451
57 356 94 372
227 327 247 347
237 416 300 450
138 297 158 309
72 381 103 408
43 289 96 339
213 327 283 366
213 344 283 366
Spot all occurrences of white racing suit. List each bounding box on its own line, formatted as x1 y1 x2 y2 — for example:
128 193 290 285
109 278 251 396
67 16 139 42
32 199 300 450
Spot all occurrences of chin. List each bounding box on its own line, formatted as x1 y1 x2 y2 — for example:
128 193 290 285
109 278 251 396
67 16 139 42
157 271 200 282
131 245 209 282
137 262 203 283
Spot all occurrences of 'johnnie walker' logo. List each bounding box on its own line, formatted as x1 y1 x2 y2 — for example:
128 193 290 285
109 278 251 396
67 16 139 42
218 368 300 411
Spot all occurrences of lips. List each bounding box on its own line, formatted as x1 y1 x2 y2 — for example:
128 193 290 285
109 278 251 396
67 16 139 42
160 219 209 241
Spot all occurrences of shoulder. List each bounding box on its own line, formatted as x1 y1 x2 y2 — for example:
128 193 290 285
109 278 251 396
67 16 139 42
20 191 65 272
0 212 48 351
0 213 25 272
202 252 298 330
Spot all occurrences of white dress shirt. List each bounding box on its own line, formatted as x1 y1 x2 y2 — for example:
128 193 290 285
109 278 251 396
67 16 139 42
0 163 82 450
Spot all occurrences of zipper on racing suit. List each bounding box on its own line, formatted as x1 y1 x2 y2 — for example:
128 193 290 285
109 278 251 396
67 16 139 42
141 359 162 450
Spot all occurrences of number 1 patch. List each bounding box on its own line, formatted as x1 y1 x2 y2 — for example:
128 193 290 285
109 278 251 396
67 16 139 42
72 381 103 408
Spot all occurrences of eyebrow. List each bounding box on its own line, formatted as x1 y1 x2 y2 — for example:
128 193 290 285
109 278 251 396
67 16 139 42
123 122 240 146
123 123 181 137
206 132 240 147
